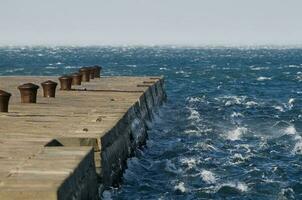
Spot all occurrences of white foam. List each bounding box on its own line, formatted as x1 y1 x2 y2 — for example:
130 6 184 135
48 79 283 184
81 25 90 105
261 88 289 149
284 125 297 135
65 66 79 69
273 105 285 112
231 112 244 118
284 124 302 154
174 182 186 193
218 182 248 193
279 188 295 199
200 170 216 184
219 95 247 106
245 101 258 107
293 139 302 154
226 127 248 141
236 182 248 192
288 64 300 68
195 142 217 151
126 64 137 68
180 158 198 169
175 70 185 74
45 66 58 69
249 66 269 71
231 153 249 164
187 96 204 103
188 108 201 122
257 76 272 81
184 129 199 134
5 68 24 73
296 75 302 82
288 98 295 109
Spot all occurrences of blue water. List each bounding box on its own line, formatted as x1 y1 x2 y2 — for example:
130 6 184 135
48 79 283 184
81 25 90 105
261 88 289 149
1 46 302 199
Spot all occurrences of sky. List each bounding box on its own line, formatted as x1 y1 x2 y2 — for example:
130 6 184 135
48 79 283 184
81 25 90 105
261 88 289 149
1 0 302 46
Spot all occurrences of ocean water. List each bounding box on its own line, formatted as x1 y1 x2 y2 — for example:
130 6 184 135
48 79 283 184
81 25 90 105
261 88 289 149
1 46 302 199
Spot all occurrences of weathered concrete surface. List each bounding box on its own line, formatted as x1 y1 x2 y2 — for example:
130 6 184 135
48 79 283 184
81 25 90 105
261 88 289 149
0 76 166 199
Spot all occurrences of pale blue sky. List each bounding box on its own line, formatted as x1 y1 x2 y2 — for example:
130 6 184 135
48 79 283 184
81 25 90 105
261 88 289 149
1 0 302 46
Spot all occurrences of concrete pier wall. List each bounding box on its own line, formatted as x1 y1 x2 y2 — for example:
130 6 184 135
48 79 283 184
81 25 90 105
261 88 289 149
0 76 166 199
100 78 166 187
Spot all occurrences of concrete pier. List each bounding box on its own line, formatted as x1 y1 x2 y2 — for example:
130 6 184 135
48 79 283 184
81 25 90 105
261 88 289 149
0 76 166 199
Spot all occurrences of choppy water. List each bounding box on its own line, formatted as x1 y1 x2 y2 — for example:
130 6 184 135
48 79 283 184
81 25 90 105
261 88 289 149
1 46 302 199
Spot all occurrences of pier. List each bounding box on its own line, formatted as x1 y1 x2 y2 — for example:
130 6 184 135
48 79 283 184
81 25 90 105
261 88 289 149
0 75 166 199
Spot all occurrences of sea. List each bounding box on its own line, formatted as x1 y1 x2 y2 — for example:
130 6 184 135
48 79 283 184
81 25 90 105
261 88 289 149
1 46 302 199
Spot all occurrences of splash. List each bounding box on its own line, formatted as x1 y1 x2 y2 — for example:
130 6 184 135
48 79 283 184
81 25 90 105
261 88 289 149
226 127 248 141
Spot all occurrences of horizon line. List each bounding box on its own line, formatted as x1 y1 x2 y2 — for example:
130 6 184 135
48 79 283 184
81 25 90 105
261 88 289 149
2 43 302 49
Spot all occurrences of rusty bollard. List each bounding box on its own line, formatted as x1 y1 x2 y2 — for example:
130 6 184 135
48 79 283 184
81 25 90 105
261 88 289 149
41 80 58 98
18 83 39 103
93 65 101 78
89 67 95 79
71 72 82 85
0 90 11 112
79 67 90 82
59 75 72 90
